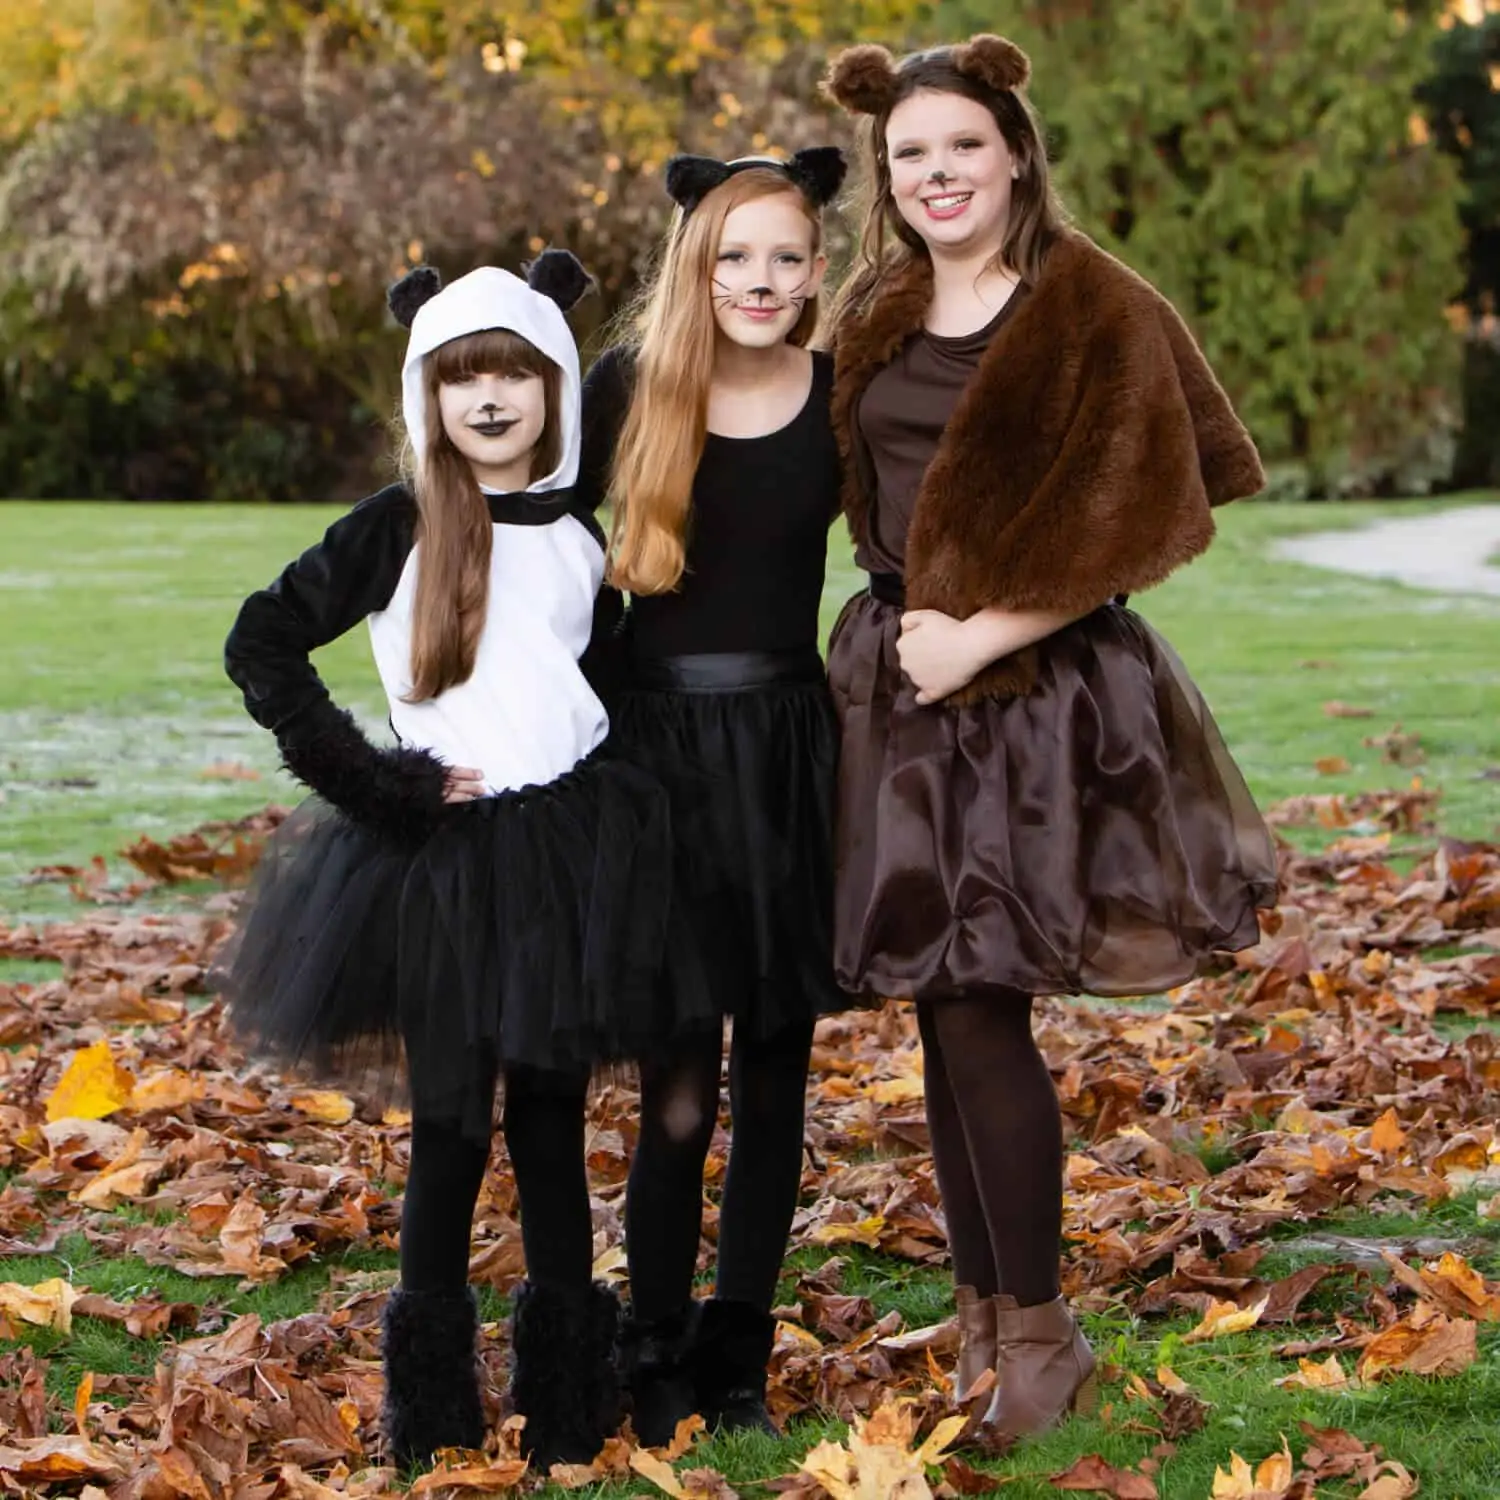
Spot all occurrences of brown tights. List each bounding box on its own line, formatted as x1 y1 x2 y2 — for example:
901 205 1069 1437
917 989 1063 1306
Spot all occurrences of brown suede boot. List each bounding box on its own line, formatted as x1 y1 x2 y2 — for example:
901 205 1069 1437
952 1286 999 1403
981 1295 1097 1442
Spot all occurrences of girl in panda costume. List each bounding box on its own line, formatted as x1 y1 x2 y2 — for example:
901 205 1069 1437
220 252 674 1470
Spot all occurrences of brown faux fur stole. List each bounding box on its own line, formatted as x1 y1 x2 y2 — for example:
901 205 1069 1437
829 231 1265 700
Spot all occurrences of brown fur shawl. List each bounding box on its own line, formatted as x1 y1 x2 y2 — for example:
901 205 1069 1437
829 230 1265 700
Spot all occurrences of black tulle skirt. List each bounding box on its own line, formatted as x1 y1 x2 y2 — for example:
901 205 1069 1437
215 749 674 1134
612 649 848 1037
829 593 1279 1002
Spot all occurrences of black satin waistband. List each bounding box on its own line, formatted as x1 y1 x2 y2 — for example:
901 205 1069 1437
868 572 906 608
631 647 825 694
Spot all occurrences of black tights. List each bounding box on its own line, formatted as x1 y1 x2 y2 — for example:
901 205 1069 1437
399 1067 593 1294
917 990 1063 1307
625 1022 813 1320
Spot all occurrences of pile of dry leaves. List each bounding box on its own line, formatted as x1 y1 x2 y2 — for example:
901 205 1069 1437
0 785 1497 1497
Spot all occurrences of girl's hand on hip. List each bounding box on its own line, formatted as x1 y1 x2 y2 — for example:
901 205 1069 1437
442 766 486 803
897 610 994 705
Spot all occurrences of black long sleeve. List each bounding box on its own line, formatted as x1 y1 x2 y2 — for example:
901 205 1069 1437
576 347 635 515
224 485 448 844
225 484 417 737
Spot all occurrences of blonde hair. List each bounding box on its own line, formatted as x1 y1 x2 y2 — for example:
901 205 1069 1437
402 328 562 701
830 45 1069 326
608 169 824 595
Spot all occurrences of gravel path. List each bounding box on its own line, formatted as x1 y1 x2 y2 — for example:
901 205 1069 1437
1272 503 1500 596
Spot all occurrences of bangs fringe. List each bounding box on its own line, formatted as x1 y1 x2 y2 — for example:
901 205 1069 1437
430 327 552 383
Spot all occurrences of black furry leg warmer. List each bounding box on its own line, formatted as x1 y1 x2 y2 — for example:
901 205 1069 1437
510 1280 622 1468
691 1298 778 1435
381 1285 486 1468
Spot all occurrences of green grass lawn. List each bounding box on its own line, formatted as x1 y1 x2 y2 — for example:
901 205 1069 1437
2 496 1496 923
2 494 1499 1497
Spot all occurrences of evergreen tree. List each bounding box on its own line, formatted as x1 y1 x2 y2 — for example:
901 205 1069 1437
936 0 1465 493
1416 7 1500 486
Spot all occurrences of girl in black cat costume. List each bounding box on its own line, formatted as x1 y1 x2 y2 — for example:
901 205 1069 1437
578 150 849 1441
220 253 672 1469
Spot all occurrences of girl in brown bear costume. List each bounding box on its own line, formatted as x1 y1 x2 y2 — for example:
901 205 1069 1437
821 35 1278 1442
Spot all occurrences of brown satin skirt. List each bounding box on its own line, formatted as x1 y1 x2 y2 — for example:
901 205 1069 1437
827 592 1278 1002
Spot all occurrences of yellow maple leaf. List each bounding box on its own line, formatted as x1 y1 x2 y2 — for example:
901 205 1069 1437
630 1449 688 1497
1368 1107 1407 1154
1274 1353 1350 1390
1358 1462 1419 1499
288 1089 355 1125
45 1041 135 1122
1425 1252 1500 1319
0 1277 78 1334
1185 1295 1270 1343
129 1068 203 1112
868 1077 924 1105
808 1215 886 1248
1211 1437 1294 1498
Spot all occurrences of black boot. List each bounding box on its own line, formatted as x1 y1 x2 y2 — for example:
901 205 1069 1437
510 1280 622 1467
381 1286 486 1469
690 1298 777 1435
619 1303 700 1448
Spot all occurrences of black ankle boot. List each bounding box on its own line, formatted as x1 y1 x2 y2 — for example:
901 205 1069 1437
510 1280 622 1467
381 1286 486 1469
690 1298 777 1435
619 1303 700 1447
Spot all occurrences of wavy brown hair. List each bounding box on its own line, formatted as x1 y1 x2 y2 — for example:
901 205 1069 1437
402 328 562 701
830 45 1069 324
608 169 824 595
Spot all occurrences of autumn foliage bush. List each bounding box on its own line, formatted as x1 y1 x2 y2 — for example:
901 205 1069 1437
0 0 1485 500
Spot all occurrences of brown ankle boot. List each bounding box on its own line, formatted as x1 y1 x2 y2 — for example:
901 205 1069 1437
952 1286 999 1403
982 1295 1097 1441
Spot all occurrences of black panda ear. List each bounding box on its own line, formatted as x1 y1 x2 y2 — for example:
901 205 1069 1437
387 264 443 328
523 248 594 312
785 146 847 208
664 154 733 216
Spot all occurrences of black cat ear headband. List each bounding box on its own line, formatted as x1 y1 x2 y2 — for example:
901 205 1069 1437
663 146 848 219
386 248 594 329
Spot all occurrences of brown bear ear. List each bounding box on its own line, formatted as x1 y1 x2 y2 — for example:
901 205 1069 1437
952 33 1031 91
821 43 900 114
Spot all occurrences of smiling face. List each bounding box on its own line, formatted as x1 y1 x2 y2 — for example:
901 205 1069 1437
710 191 827 350
885 87 1017 260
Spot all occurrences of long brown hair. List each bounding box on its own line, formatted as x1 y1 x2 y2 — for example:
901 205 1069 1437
608 169 825 595
831 46 1069 325
401 327 563 702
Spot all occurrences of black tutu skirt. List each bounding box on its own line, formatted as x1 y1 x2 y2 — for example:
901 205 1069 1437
612 648 847 1038
828 592 1279 1002
215 749 673 1134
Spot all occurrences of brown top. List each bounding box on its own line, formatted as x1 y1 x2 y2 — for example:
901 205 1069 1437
854 287 1029 576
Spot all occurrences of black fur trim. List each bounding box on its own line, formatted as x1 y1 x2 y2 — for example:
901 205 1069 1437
523 248 594 312
277 702 449 848
785 146 848 208
510 1280 621 1466
388 265 443 328
690 1299 777 1435
382 1286 485 1468
664 154 734 215
619 1302 700 1448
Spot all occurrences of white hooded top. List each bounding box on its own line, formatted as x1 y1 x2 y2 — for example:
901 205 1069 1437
367 267 608 795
